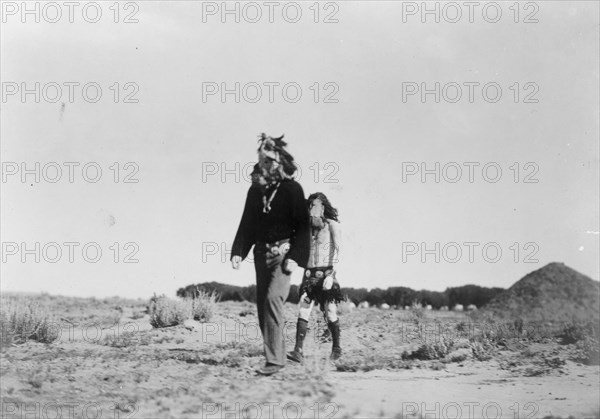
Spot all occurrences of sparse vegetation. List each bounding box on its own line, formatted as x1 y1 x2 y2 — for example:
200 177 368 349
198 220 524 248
148 294 192 328
335 349 409 372
469 339 494 361
403 336 455 361
0 296 60 346
101 330 146 348
190 289 218 322
409 301 426 325
572 336 600 365
447 349 469 363
1 283 598 418
558 321 598 345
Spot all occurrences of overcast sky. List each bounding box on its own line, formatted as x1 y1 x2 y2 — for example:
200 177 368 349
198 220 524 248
1 1 598 299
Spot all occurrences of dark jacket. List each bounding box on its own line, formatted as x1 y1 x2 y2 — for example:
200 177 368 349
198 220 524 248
231 179 311 267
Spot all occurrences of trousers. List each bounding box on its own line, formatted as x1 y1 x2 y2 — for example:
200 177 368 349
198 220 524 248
253 239 292 366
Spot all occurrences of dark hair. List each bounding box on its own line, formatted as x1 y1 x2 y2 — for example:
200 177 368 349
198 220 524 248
307 192 339 222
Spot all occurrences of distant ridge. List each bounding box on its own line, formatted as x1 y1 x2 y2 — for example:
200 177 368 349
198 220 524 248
483 262 600 322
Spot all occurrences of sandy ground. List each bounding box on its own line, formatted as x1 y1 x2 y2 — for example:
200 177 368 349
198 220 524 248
1 297 599 419
330 362 599 418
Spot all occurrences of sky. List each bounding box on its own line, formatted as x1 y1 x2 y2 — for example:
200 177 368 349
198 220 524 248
1 1 599 299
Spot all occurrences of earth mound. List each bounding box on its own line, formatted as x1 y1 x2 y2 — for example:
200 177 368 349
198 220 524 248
482 262 600 323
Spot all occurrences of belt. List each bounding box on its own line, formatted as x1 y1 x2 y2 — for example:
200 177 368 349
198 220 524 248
305 266 334 279
256 239 290 256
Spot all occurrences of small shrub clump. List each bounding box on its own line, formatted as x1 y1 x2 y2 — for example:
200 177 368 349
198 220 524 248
409 301 426 325
403 337 455 361
558 322 597 345
572 336 600 365
148 294 192 328
469 337 495 361
101 331 146 348
190 290 218 322
1 297 60 345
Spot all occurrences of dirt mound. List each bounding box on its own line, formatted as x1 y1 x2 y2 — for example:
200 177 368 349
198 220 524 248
483 262 600 323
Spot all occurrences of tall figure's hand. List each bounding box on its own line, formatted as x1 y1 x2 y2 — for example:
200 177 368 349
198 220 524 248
231 256 242 270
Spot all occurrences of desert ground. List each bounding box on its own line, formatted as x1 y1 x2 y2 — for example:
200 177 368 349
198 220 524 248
1 293 599 419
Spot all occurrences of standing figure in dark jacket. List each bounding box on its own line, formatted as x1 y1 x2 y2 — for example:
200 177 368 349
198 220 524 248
231 133 311 376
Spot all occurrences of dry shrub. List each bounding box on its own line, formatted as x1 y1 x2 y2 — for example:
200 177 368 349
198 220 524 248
470 340 494 361
409 301 426 325
467 326 498 361
573 336 600 365
448 351 469 363
190 290 218 322
455 321 469 333
148 294 192 328
0 296 60 345
101 331 144 348
403 336 455 361
558 321 598 345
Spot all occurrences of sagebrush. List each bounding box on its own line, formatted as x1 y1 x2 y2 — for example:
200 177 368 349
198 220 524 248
190 289 218 322
148 294 192 328
0 296 60 345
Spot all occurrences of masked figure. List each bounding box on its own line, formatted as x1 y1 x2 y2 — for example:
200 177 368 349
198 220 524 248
288 192 343 363
231 133 311 376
